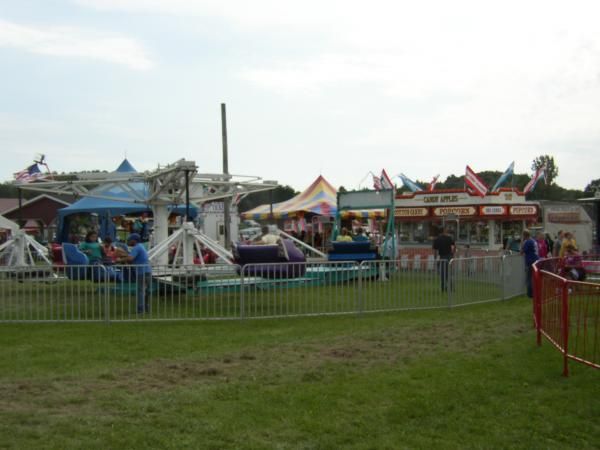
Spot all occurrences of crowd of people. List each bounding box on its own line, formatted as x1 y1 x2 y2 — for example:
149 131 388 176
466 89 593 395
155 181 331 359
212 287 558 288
76 230 151 314
520 228 587 298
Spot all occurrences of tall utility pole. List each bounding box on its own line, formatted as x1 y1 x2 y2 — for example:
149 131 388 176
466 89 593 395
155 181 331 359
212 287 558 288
221 103 231 249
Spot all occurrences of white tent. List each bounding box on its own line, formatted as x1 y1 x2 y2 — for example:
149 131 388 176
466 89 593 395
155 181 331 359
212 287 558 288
0 214 18 234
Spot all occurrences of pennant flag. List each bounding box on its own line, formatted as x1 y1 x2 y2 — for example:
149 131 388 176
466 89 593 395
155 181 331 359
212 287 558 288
427 174 440 192
491 161 515 192
523 165 546 194
13 163 46 184
372 173 382 191
232 192 244 206
398 173 423 192
465 165 488 197
380 169 394 190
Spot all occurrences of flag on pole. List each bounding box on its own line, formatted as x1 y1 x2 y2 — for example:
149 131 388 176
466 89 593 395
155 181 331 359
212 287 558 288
13 164 46 183
398 173 423 192
372 173 382 191
380 169 394 190
232 192 244 206
491 162 515 192
523 165 546 194
427 174 440 191
465 165 488 197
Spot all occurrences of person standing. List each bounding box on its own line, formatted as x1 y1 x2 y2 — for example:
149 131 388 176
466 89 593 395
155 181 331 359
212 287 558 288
559 231 578 258
535 231 549 259
553 230 563 257
520 229 539 298
433 227 455 292
544 233 554 256
121 233 152 314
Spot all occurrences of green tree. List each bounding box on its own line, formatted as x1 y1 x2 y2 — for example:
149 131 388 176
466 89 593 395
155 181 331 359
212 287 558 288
532 155 558 185
584 178 600 196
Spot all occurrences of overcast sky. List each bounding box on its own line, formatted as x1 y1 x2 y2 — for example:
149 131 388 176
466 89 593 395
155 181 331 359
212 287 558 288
1 0 599 191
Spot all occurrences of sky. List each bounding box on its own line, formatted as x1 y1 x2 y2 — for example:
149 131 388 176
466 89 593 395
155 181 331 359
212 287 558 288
1 0 599 192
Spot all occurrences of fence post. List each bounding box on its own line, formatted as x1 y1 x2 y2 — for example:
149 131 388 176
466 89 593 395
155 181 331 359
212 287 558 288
101 266 110 325
534 264 542 345
448 259 453 308
562 280 569 377
501 255 506 301
357 261 364 315
240 265 245 320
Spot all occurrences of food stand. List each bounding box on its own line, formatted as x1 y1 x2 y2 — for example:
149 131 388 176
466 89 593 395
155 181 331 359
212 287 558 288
394 188 539 255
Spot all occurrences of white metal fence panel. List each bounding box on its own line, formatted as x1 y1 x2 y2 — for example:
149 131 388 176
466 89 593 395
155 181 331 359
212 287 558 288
0 255 528 322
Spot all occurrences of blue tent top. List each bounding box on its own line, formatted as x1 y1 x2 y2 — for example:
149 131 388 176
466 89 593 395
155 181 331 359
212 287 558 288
115 158 136 173
58 159 149 216
57 159 196 242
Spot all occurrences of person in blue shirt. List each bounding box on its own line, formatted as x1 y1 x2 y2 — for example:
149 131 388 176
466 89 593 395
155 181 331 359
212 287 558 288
520 229 539 298
353 227 370 242
123 233 152 314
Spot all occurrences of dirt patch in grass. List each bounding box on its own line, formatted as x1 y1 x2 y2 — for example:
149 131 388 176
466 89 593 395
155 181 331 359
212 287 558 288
0 303 531 421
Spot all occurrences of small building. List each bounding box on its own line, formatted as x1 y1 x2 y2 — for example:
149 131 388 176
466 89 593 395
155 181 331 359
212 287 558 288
197 202 240 247
539 201 594 252
394 188 539 254
1 194 72 242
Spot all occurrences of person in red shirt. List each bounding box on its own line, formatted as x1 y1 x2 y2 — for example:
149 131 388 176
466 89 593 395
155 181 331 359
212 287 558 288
535 231 549 259
101 237 117 264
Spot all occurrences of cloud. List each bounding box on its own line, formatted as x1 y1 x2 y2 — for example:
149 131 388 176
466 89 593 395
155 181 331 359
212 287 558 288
18 0 600 190
0 19 154 70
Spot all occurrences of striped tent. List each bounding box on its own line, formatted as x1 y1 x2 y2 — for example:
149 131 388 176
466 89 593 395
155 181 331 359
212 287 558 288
240 176 385 220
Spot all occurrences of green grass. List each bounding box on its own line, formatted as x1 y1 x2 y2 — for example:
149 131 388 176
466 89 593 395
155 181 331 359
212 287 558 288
0 298 598 449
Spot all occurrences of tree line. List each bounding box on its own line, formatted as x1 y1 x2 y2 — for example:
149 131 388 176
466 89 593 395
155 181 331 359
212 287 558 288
2 155 598 209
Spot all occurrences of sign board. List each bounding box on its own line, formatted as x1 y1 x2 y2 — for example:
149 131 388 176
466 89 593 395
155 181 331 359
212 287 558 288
422 194 462 204
509 205 537 216
545 206 587 224
338 189 394 210
394 207 429 218
202 202 237 214
432 206 476 217
547 211 582 224
480 205 507 216
203 202 224 213
396 189 532 207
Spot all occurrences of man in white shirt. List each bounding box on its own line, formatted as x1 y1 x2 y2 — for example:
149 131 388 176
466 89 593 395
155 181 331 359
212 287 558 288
258 226 279 245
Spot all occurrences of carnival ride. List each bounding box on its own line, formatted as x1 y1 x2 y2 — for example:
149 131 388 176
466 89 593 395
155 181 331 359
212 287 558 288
3 158 397 294
0 214 53 269
18 158 276 265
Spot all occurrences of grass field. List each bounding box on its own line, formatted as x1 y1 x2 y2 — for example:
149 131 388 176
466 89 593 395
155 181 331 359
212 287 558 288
0 297 598 449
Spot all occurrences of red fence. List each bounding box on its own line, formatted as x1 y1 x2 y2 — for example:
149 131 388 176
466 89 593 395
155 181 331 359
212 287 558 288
533 257 600 376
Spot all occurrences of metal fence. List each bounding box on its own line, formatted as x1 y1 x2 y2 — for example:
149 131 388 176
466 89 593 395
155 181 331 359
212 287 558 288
0 255 525 323
534 256 600 376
